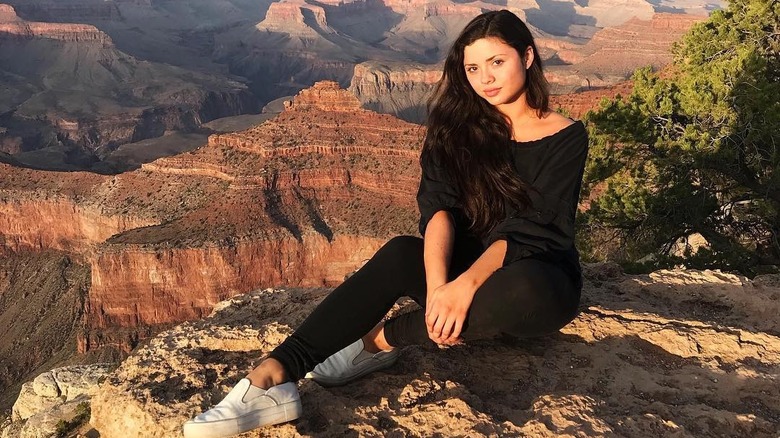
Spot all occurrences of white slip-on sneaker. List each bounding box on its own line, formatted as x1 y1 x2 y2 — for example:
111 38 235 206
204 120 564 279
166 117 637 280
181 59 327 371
305 338 400 387
183 379 302 438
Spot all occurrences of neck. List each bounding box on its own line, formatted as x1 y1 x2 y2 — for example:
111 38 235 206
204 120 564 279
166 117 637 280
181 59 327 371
496 93 537 127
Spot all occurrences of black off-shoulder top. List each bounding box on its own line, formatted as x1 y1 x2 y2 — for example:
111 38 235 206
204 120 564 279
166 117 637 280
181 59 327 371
416 121 589 280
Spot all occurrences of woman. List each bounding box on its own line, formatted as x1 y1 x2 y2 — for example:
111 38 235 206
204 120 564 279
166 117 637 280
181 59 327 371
184 9 588 438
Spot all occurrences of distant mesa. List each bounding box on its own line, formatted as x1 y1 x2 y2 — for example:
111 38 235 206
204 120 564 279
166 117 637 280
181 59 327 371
378 0 481 16
256 0 329 35
0 3 18 22
549 12 704 90
0 4 112 45
284 80 363 112
578 0 656 27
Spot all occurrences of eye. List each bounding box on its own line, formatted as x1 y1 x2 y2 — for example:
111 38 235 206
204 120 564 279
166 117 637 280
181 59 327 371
493 59 504 66
465 66 477 73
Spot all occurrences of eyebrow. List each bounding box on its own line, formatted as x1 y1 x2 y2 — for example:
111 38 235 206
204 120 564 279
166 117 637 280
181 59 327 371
464 53 507 66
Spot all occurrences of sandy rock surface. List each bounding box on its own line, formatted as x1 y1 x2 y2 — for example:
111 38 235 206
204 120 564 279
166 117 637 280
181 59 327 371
16 397 90 438
90 265 780 437
12 364 113 421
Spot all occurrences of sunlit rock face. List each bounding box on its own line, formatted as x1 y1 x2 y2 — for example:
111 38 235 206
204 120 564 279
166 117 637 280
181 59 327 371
90 266 780 437
1 82 422 357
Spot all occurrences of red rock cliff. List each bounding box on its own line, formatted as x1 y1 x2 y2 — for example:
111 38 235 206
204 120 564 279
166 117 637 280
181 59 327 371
1 81 423 354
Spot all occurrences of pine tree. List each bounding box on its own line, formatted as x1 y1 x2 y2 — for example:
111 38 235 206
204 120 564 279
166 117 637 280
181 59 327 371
580 0 780 275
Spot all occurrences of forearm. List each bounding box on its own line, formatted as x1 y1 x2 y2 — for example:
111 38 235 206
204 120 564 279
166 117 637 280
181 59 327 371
423 210 456 291
456 238 507 291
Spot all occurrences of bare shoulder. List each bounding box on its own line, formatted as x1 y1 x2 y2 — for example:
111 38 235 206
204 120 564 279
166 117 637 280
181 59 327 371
541 112 575 131
515 111 577 142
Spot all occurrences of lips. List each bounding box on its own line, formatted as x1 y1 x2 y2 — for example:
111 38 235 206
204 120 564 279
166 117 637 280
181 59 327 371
484 88 501 97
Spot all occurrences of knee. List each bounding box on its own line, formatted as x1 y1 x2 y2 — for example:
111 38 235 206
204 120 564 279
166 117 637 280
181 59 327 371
499 304 579 339
377 235 423 259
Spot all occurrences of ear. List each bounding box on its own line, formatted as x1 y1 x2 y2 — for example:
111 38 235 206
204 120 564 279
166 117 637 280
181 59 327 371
524 46 534 70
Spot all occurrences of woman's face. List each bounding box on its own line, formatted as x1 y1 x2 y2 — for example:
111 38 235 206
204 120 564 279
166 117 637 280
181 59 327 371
463 37 534 108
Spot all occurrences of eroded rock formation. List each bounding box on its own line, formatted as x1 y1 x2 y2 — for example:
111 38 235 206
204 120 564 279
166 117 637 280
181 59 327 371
1 82 423 359
0 3 259 171
0 21 111 45
12 364 112 421
257 1 329 36
550 81 634 119
4 0 122 23
0 195 155 253
552 13 705 90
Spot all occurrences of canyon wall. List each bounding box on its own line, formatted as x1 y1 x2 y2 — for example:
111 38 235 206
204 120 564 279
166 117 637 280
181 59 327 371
81 234 385 353
61 89 259 156
0 3 260 170
0 5 112 45
1 82 423 357
3 1 122 22
256 1 329 35
554 13 704 83
349 62 441 122
0 194 155 253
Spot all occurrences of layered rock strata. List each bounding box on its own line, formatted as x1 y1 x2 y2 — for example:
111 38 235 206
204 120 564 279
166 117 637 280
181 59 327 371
550 81 634 119
552 13 705 90
256 1 329 36
0 3 259 170
1 82 422 357
0 4 111 45
0 194 155 252
349 62 442 122
4 1 121 23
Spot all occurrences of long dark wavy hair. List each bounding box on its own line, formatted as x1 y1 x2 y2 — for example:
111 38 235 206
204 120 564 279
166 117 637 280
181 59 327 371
423 10 550 237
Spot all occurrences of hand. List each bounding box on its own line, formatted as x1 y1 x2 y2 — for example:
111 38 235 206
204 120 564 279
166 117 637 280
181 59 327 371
425 278 476 346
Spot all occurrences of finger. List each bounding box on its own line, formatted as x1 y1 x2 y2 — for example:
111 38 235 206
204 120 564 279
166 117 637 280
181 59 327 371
450 319 464 341
432 314 447 339
426 311 437 331
440 316 456 340
442 337 458 345
427 323 441 343
440 318 460 344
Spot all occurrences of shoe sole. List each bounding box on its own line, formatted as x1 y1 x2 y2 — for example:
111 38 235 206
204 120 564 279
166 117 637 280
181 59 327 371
182 400 302 438
308 354 399 387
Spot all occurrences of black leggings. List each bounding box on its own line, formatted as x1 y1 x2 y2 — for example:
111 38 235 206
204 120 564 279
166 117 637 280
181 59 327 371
269 235 581 381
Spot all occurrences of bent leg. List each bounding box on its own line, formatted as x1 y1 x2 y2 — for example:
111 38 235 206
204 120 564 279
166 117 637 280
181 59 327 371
462 257 581 340
269 235 427 381
384 257 581 346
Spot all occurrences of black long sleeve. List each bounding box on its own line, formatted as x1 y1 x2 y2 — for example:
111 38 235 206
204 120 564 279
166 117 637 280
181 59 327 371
416 154 460 236
488 121 588 267
416 121 589 274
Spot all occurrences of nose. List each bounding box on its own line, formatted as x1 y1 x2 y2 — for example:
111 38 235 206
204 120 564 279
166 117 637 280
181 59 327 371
480 69 493 85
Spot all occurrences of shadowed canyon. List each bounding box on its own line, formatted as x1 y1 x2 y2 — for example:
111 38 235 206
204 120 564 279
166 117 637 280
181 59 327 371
0 0 713 172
